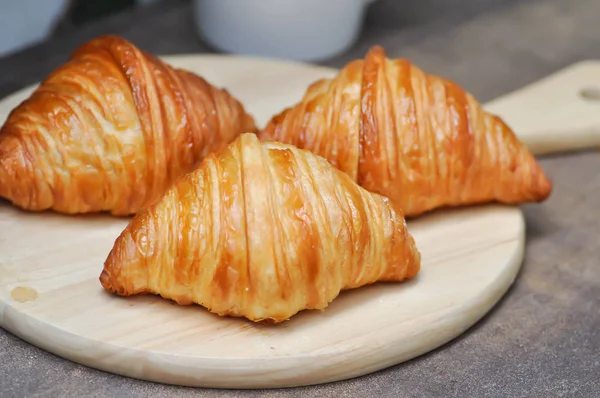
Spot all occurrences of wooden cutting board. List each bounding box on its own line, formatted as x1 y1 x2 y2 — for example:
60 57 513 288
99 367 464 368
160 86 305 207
0 55 598 389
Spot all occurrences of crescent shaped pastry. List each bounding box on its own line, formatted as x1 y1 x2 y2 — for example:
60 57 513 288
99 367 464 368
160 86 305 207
100 133 421 322
259 46 552 217
0 35 257 215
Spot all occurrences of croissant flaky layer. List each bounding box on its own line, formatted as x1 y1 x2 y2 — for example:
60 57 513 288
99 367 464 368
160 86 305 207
0 35 257 215
100 133 421 322
259 46 552 217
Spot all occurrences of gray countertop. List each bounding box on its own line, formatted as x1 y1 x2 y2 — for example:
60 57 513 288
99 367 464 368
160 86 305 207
1 0 599 396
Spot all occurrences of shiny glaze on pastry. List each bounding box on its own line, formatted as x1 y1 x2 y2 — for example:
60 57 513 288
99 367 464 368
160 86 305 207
0 35 257 215
100 133 421 322
259 45 552 217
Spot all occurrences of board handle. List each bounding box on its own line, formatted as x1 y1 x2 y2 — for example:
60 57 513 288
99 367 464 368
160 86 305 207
484 61 600 156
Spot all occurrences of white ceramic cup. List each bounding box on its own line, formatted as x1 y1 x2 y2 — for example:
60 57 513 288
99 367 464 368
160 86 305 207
192 0 375 62
0 0 68 56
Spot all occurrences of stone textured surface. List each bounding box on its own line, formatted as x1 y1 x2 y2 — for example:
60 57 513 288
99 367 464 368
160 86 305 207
1 0 599 397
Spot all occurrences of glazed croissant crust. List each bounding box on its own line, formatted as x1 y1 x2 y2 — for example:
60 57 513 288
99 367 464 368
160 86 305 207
0 35 257 215
259 46 552 217
100 133 421 322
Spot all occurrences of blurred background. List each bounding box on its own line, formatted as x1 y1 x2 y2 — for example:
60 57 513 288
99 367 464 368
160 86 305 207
0 0 521 58
0 0 147 56
0 0 597 104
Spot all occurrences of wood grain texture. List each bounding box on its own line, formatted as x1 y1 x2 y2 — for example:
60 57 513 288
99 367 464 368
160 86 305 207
0 55 530 389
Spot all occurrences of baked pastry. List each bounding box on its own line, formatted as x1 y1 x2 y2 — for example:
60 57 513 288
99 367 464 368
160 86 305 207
0 35 257 215
259 46 552 217
100 133 421 323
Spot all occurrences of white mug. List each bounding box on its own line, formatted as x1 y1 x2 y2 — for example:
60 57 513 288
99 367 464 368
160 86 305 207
0 0 69 56
192 0 376 62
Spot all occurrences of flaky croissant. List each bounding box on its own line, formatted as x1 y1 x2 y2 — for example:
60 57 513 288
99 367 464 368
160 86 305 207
0 35 257 215
259 46 552 217
100 133 421 323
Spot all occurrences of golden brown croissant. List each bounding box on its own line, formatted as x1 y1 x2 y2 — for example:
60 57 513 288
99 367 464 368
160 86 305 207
100 133 421 323
259 46 552 217
0 35 257 215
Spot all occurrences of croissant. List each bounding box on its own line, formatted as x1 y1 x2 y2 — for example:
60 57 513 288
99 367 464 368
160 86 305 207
0 35 257 215
99 133 421 323
259 46 552 217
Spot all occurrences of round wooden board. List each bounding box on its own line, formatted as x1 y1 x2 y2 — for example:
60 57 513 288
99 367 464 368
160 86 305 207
0 54 526 389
